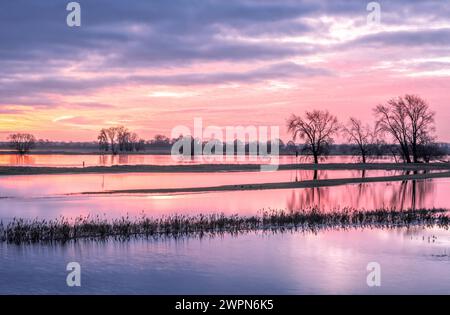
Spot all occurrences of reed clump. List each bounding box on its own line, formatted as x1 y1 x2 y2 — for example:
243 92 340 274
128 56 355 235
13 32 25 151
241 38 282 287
0 208 448 244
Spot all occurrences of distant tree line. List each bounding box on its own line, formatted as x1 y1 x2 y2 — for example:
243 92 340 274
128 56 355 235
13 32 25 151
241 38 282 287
3 95 448 162
3 132 449 161
97 126 145 154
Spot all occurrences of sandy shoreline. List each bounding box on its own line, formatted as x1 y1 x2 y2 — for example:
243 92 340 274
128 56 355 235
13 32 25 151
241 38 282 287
1 162 449 176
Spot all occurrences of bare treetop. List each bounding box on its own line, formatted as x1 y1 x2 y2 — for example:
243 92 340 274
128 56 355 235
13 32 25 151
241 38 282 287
8 133 36 154
343 118 376 163
374 94 435 163
287 110 340 164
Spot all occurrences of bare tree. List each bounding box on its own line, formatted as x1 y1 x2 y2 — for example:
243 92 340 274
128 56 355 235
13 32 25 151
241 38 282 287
343 118 375 163
287 110 340 164
374 100 410 163
98 126 142 153
128 132 138 151
374 94 435 163
97 129 109 151
105 127 120 154
403 95 435 162
8 133 36 154
116 126 130 152
151 134 171 146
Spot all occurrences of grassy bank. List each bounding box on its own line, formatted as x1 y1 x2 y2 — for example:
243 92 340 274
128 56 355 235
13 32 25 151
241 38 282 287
1 208 448 244
1 162 449 176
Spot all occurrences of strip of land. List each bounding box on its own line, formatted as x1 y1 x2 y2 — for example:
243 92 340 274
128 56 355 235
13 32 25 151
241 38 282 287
1 162 449 176
74 171 450 195
1 208 448 243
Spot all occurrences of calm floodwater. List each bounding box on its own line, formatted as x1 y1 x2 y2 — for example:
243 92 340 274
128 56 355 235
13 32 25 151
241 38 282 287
0 228 449 294
0 155 449 294
0 176 448 220
0 169 413 197
0 154 395 167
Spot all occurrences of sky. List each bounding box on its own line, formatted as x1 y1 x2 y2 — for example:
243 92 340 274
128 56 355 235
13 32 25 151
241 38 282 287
0 0 449 142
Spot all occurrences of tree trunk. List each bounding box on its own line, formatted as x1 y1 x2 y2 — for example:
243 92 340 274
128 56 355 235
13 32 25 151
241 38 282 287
110 141 116 155
401 144 411 163
412 144 418 163
313 153 319 164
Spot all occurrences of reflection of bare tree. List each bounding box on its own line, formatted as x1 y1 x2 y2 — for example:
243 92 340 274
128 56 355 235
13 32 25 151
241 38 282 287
98 154 151 167
355 182 368 206
118 155 129 165
286 187 330 210
10 154 34 166
98 155 108 166
289 170 328 182
395 178 435 210
98 154 130 166
286 190 297 211
286 178 436 211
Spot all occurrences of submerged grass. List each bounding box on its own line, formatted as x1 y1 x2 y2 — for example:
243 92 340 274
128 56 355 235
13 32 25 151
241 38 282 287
0 208 449 244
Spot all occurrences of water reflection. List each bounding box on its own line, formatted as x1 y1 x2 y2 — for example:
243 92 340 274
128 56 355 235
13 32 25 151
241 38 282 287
0 154 396 167
0 169 407 197
286 179 437 211
0 179 447 222
0 227 449 294
5 155 35 166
